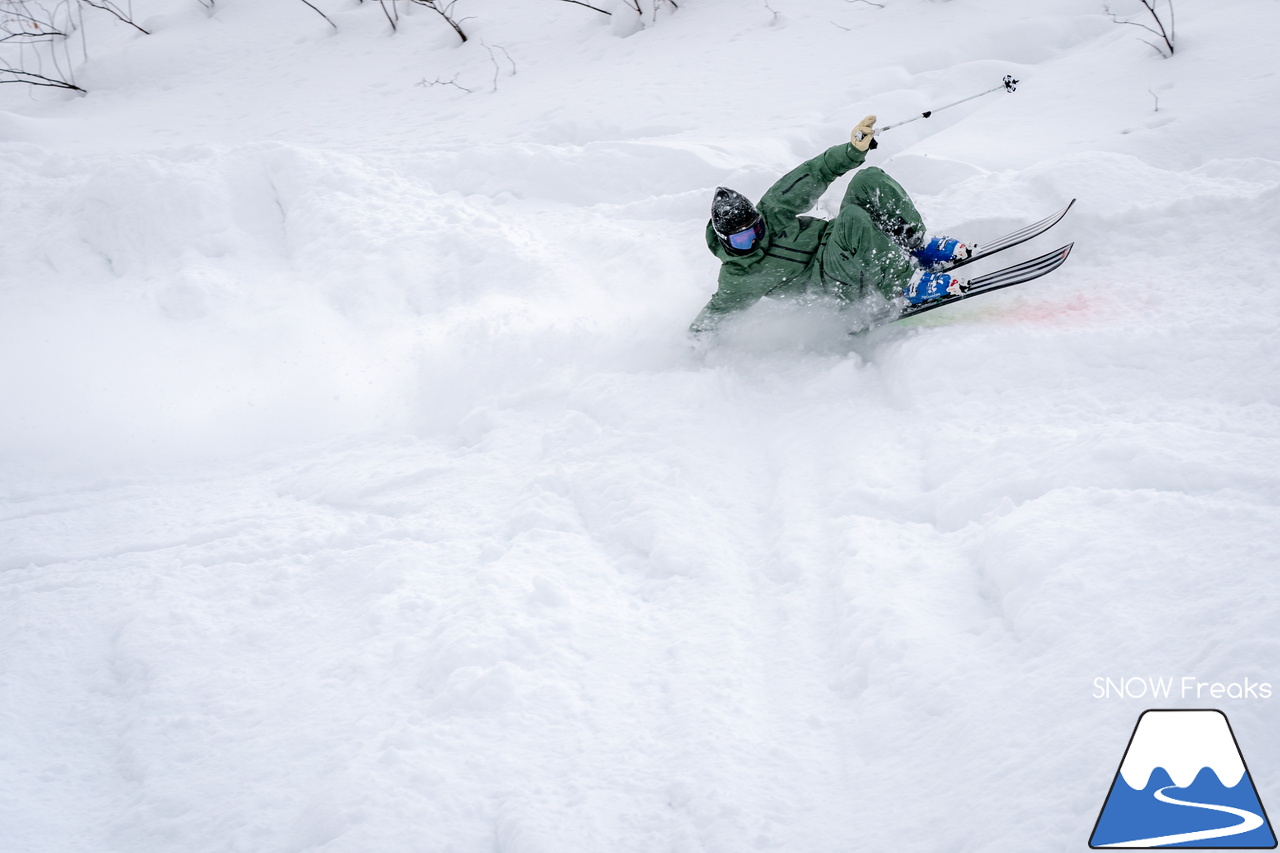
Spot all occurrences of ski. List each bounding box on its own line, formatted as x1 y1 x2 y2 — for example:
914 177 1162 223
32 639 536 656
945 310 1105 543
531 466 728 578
944 198 1076 271
896 242 1074 320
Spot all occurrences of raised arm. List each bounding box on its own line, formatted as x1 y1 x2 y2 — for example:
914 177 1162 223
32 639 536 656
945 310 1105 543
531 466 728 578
758 116 879 222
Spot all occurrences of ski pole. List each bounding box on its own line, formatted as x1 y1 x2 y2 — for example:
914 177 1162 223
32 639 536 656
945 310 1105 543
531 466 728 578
857 75 1019 141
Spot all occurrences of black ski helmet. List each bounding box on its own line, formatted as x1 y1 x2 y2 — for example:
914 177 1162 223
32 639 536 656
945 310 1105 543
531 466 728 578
711 187 762 244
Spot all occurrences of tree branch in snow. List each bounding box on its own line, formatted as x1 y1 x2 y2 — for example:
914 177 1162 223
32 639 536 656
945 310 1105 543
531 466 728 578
79 0 149 35
2 4 67 34
292 0 336 29
0 27 62 43
0 64 83 89
1 0 84 90
1106 0 1175 57
483 40 514 92
405 0 468 43
555 0 611 15
378 0 397 32
417 73 470 92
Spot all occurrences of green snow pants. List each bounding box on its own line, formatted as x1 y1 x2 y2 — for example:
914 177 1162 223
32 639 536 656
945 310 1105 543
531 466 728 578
819 166 925 300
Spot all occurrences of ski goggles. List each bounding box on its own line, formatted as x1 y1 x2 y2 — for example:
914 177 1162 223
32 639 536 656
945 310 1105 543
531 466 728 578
723 218 765 251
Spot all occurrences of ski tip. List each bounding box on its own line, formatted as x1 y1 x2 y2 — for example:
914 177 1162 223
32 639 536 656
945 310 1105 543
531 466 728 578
1048 242 1074 266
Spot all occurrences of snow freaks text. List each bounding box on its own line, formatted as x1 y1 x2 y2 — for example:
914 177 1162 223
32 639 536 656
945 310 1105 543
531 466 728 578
1093 677 1273 701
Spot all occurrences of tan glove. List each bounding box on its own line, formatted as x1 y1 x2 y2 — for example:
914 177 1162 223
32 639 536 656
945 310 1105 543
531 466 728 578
851 115 877 152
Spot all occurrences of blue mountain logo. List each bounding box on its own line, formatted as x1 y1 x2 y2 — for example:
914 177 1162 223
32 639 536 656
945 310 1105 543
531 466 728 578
1091 710 1276 848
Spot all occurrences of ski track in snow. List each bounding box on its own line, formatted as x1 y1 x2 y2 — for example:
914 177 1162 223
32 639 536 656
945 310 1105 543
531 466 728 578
3 0 1280 851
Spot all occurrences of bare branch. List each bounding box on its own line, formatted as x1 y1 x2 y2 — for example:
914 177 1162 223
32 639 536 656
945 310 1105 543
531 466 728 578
293 0 337 29
417 73 470 92
555 0 611 14
2 5 68 33
406 0 467 43
1138 37 1166 57
377 0 397 31
1139 0 1174 55
0 65 84 91
1105 6 1164 38
0 30 66 44
1 0 84 90
79 0 150 34
482 40 514 92
1105 0 1175 57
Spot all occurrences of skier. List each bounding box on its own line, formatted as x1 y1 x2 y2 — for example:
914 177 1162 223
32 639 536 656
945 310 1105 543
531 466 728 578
690 115 970 334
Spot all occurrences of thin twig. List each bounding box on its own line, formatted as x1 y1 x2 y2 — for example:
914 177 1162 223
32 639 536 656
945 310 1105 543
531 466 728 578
0 0 84 90
293 0 337 29
555 0 611 14
78 0 150 34
1105 7 1165 39
1139 0 1174 55
2 5 61 27
407 0 468 43
377 0 397 31
417 73 471 92
0 66 85 91
1105 1 1174 57
0 30 66 44
482 40 514 92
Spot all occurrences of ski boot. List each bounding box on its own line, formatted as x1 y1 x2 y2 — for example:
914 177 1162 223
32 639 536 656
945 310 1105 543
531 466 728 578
911 236 972 271
903 269 965 305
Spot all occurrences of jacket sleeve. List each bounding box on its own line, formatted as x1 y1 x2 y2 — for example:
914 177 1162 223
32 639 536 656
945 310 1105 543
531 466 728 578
758 142 866 222
688 267 763 334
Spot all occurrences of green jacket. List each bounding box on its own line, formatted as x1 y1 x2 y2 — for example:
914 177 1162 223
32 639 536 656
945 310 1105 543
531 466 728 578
692 142 868 332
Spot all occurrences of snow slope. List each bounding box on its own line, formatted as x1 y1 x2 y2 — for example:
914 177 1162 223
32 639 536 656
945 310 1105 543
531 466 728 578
3 0 1280 851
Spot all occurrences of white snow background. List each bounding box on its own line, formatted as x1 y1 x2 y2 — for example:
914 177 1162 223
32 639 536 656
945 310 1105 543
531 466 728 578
3 0 1280 850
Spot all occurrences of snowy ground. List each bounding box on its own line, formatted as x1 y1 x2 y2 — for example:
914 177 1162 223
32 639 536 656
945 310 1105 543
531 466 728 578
3 0 1280 851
